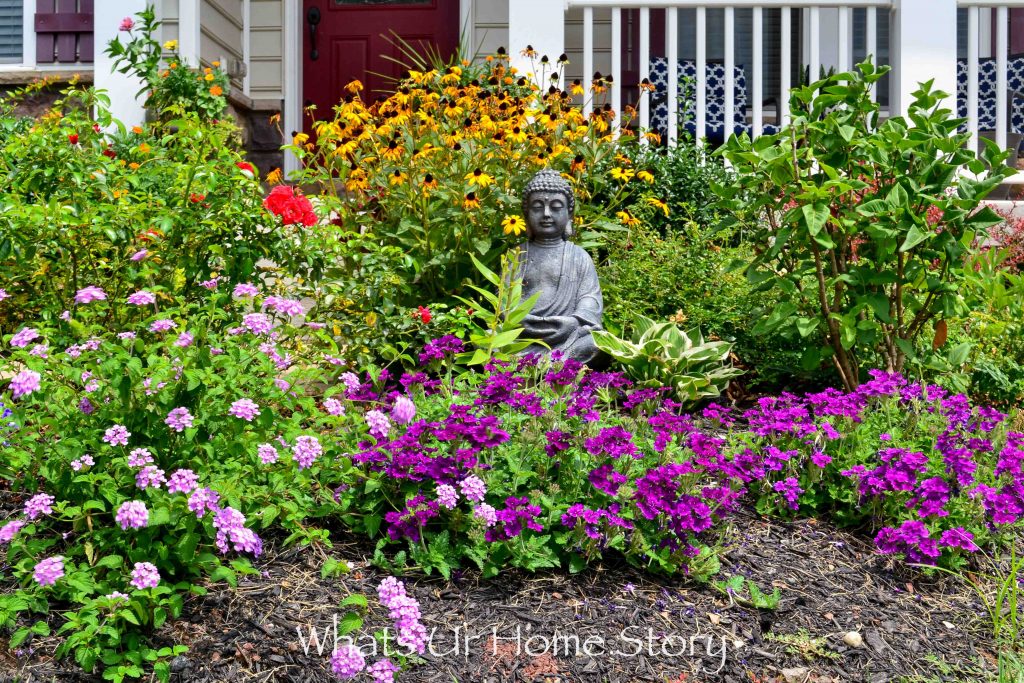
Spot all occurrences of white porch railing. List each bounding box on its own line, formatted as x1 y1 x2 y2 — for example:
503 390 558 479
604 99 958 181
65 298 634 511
567 0 892 145
509 0 1024 156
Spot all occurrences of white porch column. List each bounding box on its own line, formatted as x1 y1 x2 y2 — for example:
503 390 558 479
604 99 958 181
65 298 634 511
178 0 201 66
93 0 147 128
508 0 565 88
890 0 958 117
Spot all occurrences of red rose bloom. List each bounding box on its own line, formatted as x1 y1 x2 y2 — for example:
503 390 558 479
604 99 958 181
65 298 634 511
416 306 432 324
68 133 79 145
189 193 206 203
263 185 317 226
236 161 256 175
102 148 116 159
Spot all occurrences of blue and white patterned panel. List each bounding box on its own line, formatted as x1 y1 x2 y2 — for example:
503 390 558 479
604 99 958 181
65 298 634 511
650 58 765 143
956 56 1024 135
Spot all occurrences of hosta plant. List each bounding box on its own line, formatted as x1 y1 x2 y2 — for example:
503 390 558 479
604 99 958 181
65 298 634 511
591 315 742 404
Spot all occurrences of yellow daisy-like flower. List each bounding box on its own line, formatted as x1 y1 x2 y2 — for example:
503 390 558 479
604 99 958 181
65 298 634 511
389 169 407 185
645 197 670 217
422 173 439 191
345 80 364 94
382 139 403 161
345 168 368 192
507 126 528 144
265 167 283 185
441 66 462 84
205 73 215 82
610 167 635 182
293 132 309 146
637 169 654 183
212 60 221 67
644 131 662 145
463 191 481 210
465 168 495 188
570 80 585 96
502 215 525 236
616 210 641 228
163 40 178 51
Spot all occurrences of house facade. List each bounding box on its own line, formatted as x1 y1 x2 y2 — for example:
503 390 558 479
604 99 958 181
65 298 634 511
3 1 1024 176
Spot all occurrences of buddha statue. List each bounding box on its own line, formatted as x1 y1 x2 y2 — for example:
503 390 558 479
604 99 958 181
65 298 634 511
514 169 604 364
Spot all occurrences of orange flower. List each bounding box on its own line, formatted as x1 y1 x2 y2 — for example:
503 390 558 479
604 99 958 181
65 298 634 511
209 85 224 97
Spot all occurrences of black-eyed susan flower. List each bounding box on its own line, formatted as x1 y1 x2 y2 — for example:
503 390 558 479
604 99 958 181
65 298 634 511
422 173 438 191
610 167 635 182
637 169 655 183
508 126 528 144
645 197 670 217
345 80 364 94
389 169 407 185
502 215 525 236
644 131 662 145
465 169 495 188
463 192 481 210
570 154 586 174
382 138 402 160
571 79 584 96
616 210 641 228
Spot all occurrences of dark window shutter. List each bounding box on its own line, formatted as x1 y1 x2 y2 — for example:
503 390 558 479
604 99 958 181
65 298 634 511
0 0 22 63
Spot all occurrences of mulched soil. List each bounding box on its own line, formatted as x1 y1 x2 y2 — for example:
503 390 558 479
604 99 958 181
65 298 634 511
1 507 1003 683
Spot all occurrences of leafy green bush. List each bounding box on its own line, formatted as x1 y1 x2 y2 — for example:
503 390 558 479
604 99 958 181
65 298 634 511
716 61 1011 391
592 314 741 403
615 139 732 232
0 86 291 330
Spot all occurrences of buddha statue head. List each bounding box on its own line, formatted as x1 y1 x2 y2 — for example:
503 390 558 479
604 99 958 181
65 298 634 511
522 169 575 241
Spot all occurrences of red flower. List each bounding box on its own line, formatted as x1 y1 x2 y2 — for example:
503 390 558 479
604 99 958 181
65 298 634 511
68 133 79 145
92 123 101 133
189 193 206 203
102 148 116 159
263 185 317 227
416 306 432 324
236 161 256 175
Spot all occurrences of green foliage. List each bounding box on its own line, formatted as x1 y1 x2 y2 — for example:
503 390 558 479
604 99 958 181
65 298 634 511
455 251 540 366
713 575 781 610
105 7 230 122
716 60 1013 391
592 314 742 404
0 87 290 331
615 138 733 232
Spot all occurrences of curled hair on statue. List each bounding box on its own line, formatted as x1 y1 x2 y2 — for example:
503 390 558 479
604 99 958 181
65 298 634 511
522 169 575 238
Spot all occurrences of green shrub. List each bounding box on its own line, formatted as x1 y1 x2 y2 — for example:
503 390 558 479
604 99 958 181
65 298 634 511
717 61 1011 391
0 87 291 331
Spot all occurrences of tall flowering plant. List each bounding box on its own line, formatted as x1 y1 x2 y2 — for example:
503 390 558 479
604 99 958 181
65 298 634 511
287 49 651 307
0 84 287 332
105 7 230 122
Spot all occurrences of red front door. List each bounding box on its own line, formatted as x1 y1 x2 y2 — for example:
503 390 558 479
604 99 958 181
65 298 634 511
302 0 460 133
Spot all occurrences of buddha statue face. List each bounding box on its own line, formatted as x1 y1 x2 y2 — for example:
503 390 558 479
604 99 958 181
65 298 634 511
521 169 575 241
525 191 570 241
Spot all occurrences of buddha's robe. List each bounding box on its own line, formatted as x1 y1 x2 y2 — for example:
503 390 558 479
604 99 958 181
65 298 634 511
515 241 604 364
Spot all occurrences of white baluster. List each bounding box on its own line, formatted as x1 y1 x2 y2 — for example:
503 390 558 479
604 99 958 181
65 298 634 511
667 7 679 145
583 6 594 117
639 7 651 136
611 7 622 134
753 6 763 138
997 5 1009 153
696 6 707 143
968 5 979 156
781 6 791 126
725 6 736 142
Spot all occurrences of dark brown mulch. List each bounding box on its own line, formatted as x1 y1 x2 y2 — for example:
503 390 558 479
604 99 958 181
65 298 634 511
0 509 1001 683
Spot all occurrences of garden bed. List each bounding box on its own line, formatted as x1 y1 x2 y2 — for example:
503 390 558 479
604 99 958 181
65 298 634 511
2 509 1000 683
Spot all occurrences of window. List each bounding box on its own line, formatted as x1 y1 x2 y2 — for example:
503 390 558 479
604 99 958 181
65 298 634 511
0 0 22 64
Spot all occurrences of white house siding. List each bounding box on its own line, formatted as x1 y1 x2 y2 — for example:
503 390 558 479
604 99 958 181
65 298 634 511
249 0 283 100
470 0 508 60
200 0 244 89
160 0 179 46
